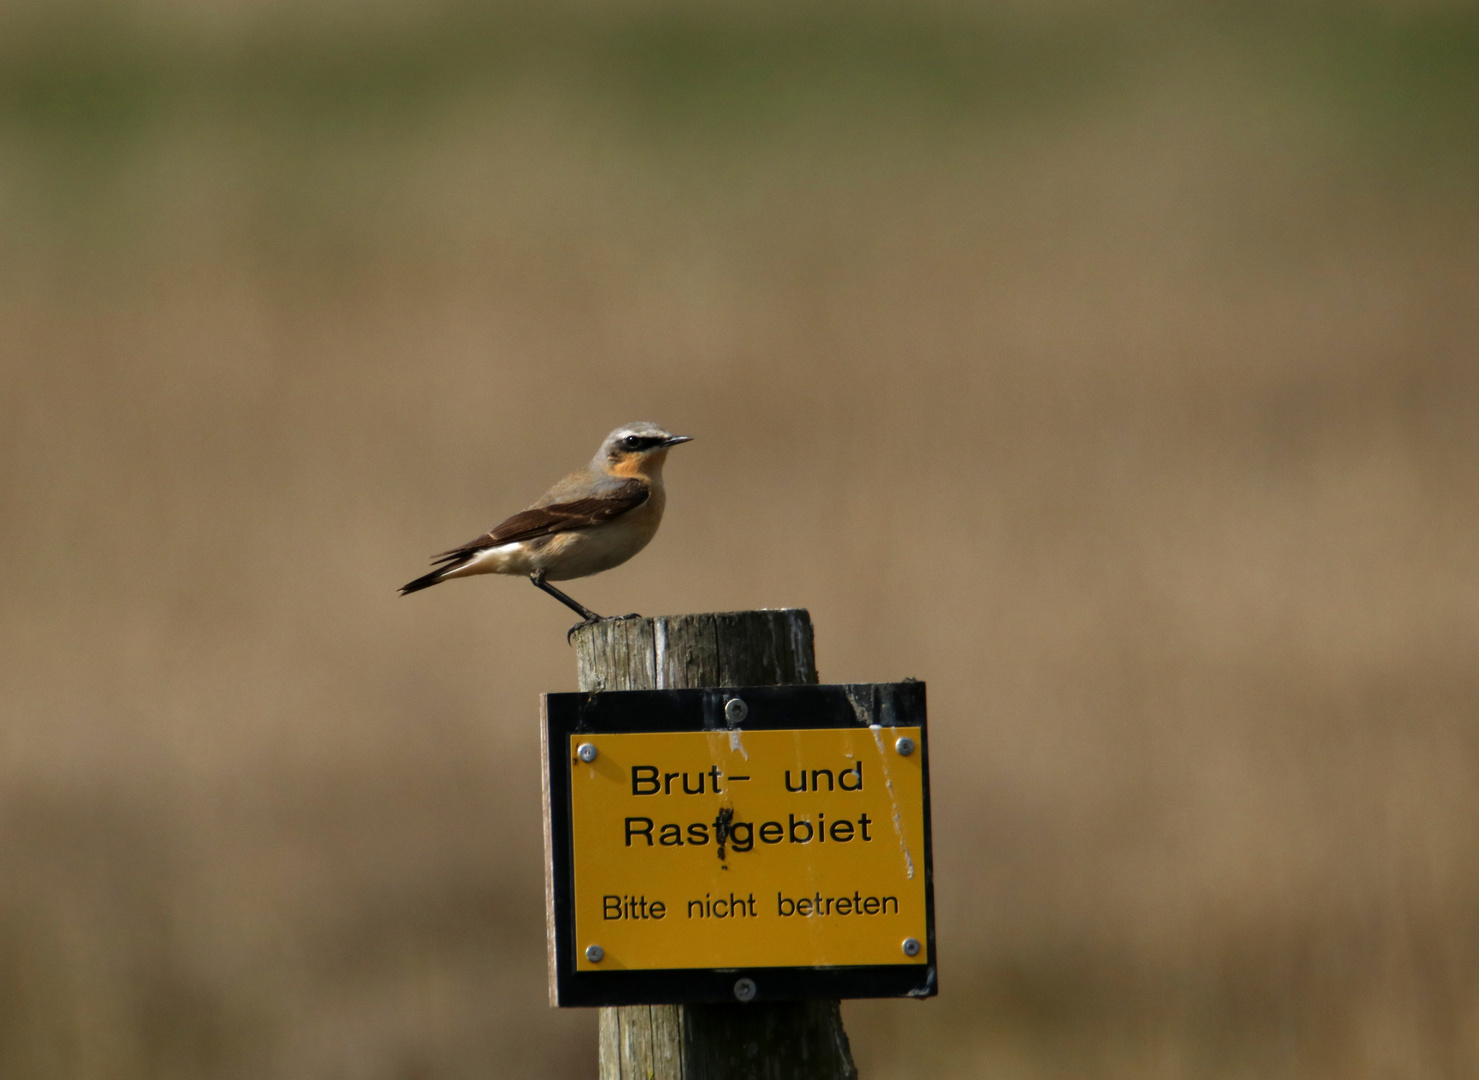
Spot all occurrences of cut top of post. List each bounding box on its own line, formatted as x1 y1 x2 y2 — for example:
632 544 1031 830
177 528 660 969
572 610 818 693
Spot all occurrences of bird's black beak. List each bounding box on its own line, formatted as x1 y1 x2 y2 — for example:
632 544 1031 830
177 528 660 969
662 435 694 447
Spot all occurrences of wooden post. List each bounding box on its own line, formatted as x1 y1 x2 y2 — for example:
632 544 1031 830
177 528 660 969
571 610 860 1080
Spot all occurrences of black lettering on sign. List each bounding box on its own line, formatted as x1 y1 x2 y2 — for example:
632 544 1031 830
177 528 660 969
630 765 734 795
603 893 668 919
632 767 660 796
621 815 875 851
687 892 759 918
784 763 864 791
776 892 899 917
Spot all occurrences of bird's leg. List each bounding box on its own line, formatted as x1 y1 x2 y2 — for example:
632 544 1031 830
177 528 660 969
530 571 602 621
530 572 643 642
529 571 614 643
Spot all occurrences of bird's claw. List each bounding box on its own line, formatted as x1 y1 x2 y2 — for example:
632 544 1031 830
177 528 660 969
565 612 645 644
567 616 602 645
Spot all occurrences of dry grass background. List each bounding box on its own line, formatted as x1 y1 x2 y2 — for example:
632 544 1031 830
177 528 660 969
2 1 1477 1077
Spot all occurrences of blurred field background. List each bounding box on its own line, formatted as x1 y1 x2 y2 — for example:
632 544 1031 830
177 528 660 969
2 0 1477 1077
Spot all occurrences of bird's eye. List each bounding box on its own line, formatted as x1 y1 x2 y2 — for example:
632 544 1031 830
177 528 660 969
623 435 642 449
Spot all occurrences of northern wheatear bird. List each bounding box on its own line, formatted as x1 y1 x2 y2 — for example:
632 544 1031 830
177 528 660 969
399 422 692 637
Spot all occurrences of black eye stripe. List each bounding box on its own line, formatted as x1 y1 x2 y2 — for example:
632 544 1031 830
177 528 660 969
618 435 663 451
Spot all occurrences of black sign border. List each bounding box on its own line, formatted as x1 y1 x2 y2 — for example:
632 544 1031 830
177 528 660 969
540 681 936 1007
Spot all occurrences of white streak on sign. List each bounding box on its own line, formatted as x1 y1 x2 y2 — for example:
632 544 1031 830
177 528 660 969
869 725 915 880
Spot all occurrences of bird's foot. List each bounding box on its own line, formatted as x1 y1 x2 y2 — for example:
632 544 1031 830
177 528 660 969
565 612 645 644
567 617 599 644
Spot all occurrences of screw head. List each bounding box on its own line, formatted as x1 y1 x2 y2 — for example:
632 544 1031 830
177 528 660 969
902 937 922 957
724 698 748 724
895 736 916 756
576 743 598 763
585 945 604 963
733 977 757 1002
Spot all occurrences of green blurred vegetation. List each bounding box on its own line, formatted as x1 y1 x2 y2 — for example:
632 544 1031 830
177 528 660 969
4 0 1477 262
2 3 1476 162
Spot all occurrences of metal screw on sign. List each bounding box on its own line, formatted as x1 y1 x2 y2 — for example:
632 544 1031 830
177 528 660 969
724 698 748 724
902 938 921 957
577 743 598 763
895 736 915 756
585 945 604 963
733 977 757 1002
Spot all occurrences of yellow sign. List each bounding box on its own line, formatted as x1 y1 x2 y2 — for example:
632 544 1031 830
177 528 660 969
569 727 927 971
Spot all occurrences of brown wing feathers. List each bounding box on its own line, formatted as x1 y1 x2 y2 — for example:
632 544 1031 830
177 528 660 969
398 480 650 594
434 482 649 562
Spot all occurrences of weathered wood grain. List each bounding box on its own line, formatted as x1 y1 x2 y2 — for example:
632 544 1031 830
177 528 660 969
572 610 857 1080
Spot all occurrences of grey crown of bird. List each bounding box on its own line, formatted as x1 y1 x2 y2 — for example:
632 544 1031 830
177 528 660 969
400 422 692 636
